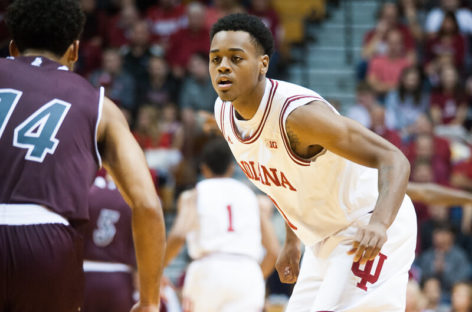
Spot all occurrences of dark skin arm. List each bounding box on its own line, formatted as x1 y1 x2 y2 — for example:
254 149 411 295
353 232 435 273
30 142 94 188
285 101 410 265
407 182 472 206
97 97 165 312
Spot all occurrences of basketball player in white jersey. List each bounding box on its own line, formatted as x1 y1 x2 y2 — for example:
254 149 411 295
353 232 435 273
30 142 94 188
164 139 280 312
209 14 416 312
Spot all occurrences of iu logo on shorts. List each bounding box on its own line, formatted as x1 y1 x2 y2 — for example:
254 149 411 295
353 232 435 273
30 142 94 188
351 253 387 291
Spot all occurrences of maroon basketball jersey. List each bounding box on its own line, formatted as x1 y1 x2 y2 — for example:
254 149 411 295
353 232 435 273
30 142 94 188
0 56 101 222
84 177 136 267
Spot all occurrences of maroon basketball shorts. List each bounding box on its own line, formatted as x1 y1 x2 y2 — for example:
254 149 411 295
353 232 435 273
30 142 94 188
0 223 84 312
83 271 135 312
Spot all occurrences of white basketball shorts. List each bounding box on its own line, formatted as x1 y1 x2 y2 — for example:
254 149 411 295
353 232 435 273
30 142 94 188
285 197 417 312
182 254 265 312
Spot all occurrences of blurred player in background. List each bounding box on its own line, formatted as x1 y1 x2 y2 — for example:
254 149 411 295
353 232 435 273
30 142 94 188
165 138 280 312
83 174 136 312
0 0 165 311
210 13 415 312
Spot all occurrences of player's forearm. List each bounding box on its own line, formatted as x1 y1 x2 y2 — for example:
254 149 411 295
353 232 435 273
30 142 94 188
164 233 186 267
284 223 300 247
132 201 166 305
410 183 472 206
371 150 410 228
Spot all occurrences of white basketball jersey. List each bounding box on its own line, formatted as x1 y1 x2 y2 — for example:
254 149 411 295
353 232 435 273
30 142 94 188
186 177 263 261
215 78 383 246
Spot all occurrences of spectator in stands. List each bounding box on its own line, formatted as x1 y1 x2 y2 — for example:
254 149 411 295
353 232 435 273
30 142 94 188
249 0 284 77
422 277 451 312
407 133 451 185
410 158 438 226
424 11 466 80
179 52 217 124
418 223 470 299
451 282 472 312
430 64 467 126
451 152 472 192
205 0 245 30
385 66 429 136
90 48 136 112
367 29 413 98
398 0 426 42
346 82 378 128
405 280 426 312
133 105 162 150
77 0 106 76
122 20 160 113
167 2 210 78
362 2 416 64
146 0 187 48
141 55 180 109
369 105 402 149
103 3 140 48
425 0 472 36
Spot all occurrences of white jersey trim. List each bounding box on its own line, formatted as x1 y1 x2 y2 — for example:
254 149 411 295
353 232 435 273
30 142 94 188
83 260 134 273
0 203 69 225
94 87 104 168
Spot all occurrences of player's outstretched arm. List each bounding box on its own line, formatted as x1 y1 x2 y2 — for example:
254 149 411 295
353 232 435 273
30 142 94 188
407 182 472 206
97 97 165 311
258 196 281 279
286 101 410 265
164 189 198 267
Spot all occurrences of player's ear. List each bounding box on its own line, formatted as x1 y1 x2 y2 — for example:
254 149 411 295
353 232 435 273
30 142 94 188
259 54 269 76
9 40 20 57
68 40 80 63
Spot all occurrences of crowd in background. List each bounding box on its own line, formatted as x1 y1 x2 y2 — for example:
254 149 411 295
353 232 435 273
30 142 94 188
350 1 472 311
2 0 472 310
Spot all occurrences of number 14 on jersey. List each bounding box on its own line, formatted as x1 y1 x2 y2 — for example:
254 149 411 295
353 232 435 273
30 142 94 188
0 89 71 162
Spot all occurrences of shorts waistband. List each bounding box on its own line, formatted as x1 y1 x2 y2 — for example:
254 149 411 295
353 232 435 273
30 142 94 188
83 260 134 273
197 252 258 263
0 204 69 226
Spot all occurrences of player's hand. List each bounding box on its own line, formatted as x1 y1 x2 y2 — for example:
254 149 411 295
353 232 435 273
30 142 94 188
347 222 387 264
130 302 160 312
275 242 301 284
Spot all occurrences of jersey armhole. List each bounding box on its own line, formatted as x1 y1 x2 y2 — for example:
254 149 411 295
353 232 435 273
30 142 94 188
94 86 104 168
280 95 335 165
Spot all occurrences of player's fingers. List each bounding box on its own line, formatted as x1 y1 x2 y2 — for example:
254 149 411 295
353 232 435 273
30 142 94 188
369 247 381 260
360 237 378 264
347 241 359 255
354 245 366 263
354 231 372 262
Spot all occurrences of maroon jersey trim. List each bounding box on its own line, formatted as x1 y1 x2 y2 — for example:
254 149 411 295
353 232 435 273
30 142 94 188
279 95 325 166
229 79 278 144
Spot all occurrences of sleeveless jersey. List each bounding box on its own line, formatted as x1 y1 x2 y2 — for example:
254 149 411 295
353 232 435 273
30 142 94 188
84 177 136 267
186 177 263 261
215 79 381 246
0 56 102 222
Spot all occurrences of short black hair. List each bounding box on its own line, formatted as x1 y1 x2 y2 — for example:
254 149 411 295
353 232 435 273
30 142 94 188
201 138 234 176
210 13 274 58
6 0 85 57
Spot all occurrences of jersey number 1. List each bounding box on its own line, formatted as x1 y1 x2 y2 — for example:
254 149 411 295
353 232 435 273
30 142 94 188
0 89 71 162
226 205 234 232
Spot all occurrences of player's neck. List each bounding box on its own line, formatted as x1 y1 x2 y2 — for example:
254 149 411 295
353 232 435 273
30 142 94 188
21 50 66 67
232 77 267 121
